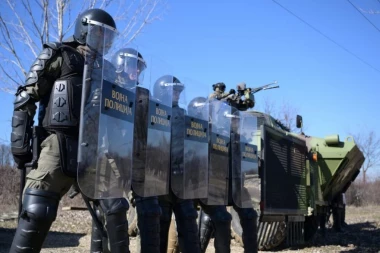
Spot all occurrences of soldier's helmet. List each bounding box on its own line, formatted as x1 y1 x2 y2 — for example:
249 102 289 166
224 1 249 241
153 75 185 105
73 8 117 53
212 82 226 92
187 97 207 118
112 48 147 86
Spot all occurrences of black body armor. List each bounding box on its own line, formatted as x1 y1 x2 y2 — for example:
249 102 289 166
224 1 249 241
38 43 84 134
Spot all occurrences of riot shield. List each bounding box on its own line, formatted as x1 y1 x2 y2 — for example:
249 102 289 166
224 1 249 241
231 110 259 208
78 23 137 199
131 57 173 197
201 100 231 205
171 79 209 199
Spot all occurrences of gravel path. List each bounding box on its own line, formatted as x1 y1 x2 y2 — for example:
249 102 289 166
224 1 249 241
1 205 380 253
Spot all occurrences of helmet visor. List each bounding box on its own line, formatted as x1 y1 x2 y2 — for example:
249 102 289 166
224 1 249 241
86 24 118 56
114 53 147 82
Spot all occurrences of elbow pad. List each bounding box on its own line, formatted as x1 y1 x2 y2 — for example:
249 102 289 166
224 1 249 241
11 89 34 156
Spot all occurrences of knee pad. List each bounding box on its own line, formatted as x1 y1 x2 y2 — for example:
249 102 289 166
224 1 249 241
22 188 60 222
9 188 60 253
99 198 129 215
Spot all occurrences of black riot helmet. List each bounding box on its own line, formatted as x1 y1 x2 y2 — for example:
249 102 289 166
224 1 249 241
153 75 185 105
112 48 147 83
187 97 207 118
73 8 117 53
212 82 226 92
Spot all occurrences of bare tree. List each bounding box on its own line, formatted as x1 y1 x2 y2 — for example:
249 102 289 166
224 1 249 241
350 130 380 184
0 0 167 93
258 97 301 132
0 144 13 166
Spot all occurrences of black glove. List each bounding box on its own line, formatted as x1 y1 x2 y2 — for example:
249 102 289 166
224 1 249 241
229 89 236 95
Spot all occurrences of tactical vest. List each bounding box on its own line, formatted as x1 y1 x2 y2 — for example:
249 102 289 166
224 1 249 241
40 43 84 135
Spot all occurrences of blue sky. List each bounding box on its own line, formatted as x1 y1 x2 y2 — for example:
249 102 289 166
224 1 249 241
0 0 379 174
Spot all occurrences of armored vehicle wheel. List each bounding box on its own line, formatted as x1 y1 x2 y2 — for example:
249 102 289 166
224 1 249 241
230 208 286 251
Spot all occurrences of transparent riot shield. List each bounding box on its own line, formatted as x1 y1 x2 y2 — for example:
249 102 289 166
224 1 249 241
78 23 137 199
131 57 173 197
231 110 259 208
201 100 231 205
171 78 209 199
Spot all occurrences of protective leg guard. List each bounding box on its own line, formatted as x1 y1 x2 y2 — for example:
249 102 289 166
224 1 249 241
9 188 60 253
202 205 232 253
236 207 258 253
135 196 162 253
90 204 104 253
99 198 130 253
159 201 172 253
213 220 231 253
198 210 214 253
174 200 200 253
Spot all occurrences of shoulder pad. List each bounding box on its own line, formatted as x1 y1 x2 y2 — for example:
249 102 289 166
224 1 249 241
14 86 32 110
43 42 62 51
25 44 60 86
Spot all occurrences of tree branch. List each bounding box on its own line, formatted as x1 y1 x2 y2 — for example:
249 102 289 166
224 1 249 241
0 0 167 93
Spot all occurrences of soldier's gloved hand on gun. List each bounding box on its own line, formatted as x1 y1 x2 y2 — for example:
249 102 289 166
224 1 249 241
243 90 255 108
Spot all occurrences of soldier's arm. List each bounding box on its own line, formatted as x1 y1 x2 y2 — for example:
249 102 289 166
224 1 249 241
208 93 217 100
11 44 62 164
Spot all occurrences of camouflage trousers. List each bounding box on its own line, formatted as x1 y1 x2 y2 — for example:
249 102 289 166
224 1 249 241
24 133 74 197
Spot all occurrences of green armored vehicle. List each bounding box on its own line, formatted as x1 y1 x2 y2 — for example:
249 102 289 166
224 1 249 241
126 83 365 252
231 85 365 250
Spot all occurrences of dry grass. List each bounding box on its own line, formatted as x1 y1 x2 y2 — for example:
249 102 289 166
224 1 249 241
1 205 380 253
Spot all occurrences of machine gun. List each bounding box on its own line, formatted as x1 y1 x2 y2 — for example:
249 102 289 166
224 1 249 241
235 81 279 109
246 80 279 95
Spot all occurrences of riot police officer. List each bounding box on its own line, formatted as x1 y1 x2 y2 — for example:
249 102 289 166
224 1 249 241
9 9 131 253
112 47 147 88
113 47 163 253
195 89 258 253
153 75 201 253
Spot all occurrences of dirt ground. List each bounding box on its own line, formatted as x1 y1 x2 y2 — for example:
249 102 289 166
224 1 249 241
1 205 380 253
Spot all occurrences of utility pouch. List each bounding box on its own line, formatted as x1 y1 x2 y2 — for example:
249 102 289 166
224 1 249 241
56 131 78 178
